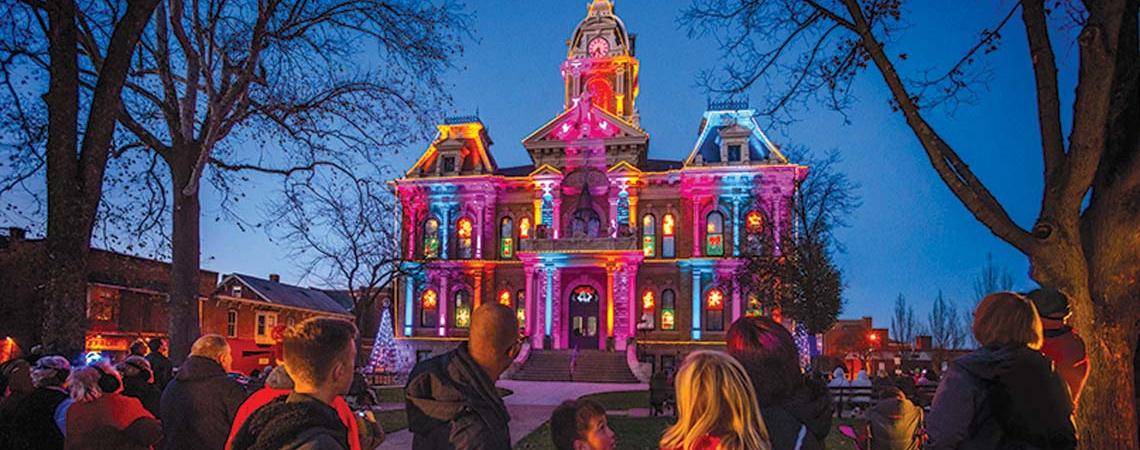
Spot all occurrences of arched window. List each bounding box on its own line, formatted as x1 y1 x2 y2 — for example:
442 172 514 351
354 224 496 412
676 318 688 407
454 290 471 329
639 290 656 330
617 190 630 225
745 210 765 255
456 217 473 259
705 288 725 331
423 218 440 259
497 289 512 306
519 217 532 240
745 292 763 317
499 217 514 259
540 193 554 228
642 214 656 258
420 289 438 328
515 290 526 330
661 289 676 331
662 214 676 258
706 211 725 256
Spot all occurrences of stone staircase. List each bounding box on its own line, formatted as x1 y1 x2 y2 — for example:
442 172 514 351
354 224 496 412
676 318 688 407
509 349 640 383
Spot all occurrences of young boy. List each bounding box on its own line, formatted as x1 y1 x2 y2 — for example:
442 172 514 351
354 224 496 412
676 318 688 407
550 399 615 450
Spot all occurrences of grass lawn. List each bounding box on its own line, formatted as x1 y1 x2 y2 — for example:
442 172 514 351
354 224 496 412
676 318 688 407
514 416 674 450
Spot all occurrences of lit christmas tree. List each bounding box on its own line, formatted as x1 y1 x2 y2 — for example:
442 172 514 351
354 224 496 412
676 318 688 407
794 322 813 370
366 300 399 374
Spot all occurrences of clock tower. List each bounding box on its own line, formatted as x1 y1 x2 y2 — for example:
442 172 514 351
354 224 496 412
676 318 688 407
562 0 640 124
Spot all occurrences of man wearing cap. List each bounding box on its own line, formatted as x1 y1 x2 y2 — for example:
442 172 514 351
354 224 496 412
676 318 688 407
1027 288 1089 409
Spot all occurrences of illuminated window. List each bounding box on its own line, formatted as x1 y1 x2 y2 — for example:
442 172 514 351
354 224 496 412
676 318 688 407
706 288 725 331
226 310 238 337
87 291 116 322
519 217 532 240
255 311 278 344
662 214 676 258
541 193 554 227
745 210 765 255
516 290 526 330
706 211 724 256
572 286 598 304
640 290 656 330
498 289 512 306
642 214 656 258
499 217 514 259
454 291 471 329
456 217 473 259
661 289 676 331
423 218 440 259
420 289 438 328
617 191 630 225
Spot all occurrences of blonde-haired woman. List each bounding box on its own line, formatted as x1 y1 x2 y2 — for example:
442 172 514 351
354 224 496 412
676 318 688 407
660 350 771 450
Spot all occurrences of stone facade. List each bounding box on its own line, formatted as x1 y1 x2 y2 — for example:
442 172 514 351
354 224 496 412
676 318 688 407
391 0 807 363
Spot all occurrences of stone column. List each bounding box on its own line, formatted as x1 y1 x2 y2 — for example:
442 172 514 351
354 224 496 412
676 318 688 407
403 274 415 336
628 194 638 228
544 267 554 344
609 197 619 238
691 268 702 340
732 197 742 257
552 269 563 349
440 204 452 261
473 271 483 309
604 263 617 350
732 276 742 322
691 196 703 257
438 273 450 337
525 265 537 345
474 199 485 259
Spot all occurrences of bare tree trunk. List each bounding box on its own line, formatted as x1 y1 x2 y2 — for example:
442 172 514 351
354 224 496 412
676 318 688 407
168 150 202 364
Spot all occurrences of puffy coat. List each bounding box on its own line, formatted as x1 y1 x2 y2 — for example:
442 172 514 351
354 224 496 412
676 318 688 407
65 393 161 450
926 345 1075 450
160 356 248 450
405 343 511 450
865 395 923 450
230 393 350 450
761 377 831 450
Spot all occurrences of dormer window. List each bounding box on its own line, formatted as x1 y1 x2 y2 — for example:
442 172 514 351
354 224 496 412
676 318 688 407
442 156 456 173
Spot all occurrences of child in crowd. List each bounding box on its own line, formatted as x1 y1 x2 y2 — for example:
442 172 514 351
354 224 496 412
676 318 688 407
550 398 615 450
660 350 772 450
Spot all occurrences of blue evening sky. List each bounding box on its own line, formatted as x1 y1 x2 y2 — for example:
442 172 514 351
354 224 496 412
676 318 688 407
198 1 1071 328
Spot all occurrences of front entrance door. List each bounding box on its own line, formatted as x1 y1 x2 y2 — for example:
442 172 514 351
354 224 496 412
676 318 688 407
568 285 600 349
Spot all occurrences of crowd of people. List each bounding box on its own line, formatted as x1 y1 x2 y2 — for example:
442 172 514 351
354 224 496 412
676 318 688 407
0 287 1086 450
0 317 382 450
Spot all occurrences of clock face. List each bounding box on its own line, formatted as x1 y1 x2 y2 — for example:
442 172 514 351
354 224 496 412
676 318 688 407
588 37 609 58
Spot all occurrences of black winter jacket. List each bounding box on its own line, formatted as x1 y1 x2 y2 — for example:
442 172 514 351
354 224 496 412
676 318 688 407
160 356 248 450
146 353 174 391
761 377 832 450
7 387 68 450
405 343 511 450
230 393 349 450
926 345 1076 450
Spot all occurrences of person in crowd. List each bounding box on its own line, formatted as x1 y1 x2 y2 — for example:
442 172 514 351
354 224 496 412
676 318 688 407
660 350 771 450
225 364 382 450
230 318 361 450
7 356 72 450
649 369 672 416
858 386 923 450
145 338 173 391
1026 287 1089 409
130 340 149 358
550 399 615 450
726 316 832 450
117 356 161 417
160 334 248 450
65 361 162 450
926 292 1076 450
406 303 520 450
0 358 34 444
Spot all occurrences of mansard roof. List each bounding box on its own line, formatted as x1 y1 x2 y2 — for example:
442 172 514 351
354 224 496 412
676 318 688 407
406 117 497 178
683 105 788 167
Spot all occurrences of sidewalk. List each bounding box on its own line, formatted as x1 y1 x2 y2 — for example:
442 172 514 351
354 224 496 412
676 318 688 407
377 380 646 449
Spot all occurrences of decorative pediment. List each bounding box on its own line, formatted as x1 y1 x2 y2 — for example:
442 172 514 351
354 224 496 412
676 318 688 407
523 96 647 146
528 164 564 178
606 160 642 176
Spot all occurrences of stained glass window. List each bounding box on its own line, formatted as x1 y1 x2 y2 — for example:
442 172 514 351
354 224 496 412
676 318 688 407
745 210 765 255
706 288 725 331
454 291 471 329
706 211 724 256
640 290 656 330
519 217 531 240
745 292 763 317
500 217 514 259
617 191 630 225
661 289 676 331
540 193 554 227
423 218 440 259
457 217 473 259
498 289 512 306
420 289 438 328
516 290 526 330
662 214 676 258
573 286 598 303
642 214 656 258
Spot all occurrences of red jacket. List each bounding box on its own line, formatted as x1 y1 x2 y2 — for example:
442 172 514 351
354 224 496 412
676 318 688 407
1039 323 1089 407
65 393 161 450
224 388 361 450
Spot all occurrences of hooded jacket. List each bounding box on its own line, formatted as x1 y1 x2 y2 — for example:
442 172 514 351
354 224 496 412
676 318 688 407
230 393 349 450
866 395 923 450
160 356 248 450
405 343 511 450
761 377 832 450
926 345 1075 450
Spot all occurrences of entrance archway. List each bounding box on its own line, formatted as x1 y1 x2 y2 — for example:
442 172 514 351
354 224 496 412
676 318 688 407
568 285 600 349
